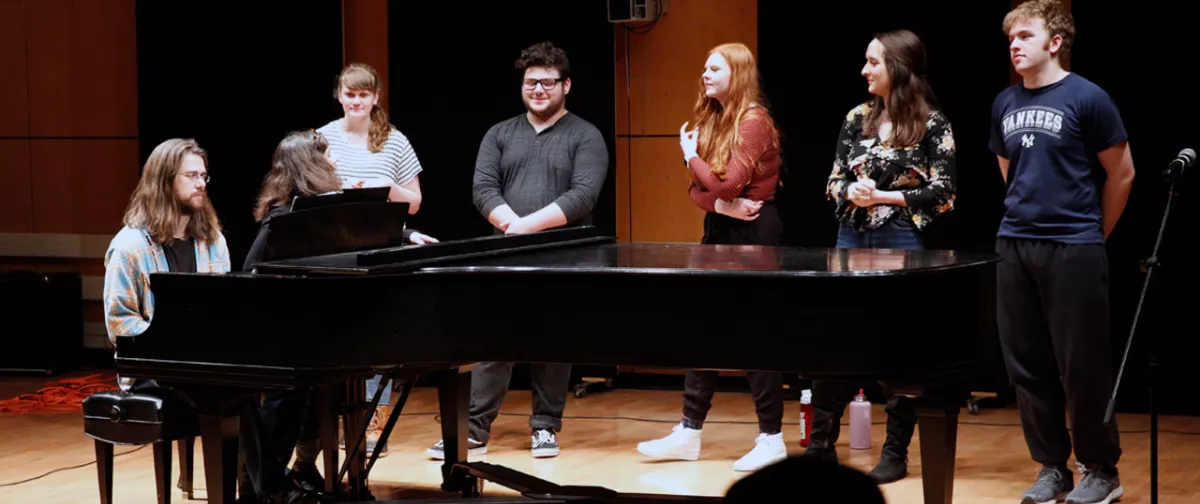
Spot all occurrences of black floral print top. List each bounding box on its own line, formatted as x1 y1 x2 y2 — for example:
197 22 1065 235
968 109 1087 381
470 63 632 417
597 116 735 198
826 103 957 231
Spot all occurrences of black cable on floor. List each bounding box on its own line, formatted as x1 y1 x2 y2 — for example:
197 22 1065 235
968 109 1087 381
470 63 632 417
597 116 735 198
5 412 1195 489
406 411 1200 435
0 445 147 487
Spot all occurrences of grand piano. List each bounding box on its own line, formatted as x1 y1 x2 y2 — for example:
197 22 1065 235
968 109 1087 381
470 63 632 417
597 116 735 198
111 199 1000 504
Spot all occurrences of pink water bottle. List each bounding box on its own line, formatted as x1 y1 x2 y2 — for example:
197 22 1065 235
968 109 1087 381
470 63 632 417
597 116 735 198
849 388 871 450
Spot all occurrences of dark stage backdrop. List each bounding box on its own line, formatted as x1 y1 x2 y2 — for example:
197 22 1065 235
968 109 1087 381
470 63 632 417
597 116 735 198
135 0 345 267
1070 4 1200 416
762 0 1200 415
386 1 617 241
760 0 1011 253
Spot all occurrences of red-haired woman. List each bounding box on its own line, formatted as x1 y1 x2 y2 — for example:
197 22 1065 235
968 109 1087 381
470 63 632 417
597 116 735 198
636 42 787 473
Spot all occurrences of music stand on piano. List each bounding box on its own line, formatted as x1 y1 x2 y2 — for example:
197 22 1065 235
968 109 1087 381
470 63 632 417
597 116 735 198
264 188 408 263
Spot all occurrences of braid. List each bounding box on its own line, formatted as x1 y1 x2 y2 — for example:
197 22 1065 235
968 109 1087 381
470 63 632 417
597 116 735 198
368 105 391 153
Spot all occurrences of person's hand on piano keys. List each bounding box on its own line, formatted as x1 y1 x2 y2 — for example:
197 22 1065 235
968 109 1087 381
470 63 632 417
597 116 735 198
408 231 439 245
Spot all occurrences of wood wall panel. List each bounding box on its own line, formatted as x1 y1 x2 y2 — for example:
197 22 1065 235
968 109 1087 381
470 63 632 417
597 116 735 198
30 140 139 234
25 0 137 138
615 137 631 240
617 1 757 136
630 138 705 243
0 0 29 137
614 28 629 136
342 0 389 108
614 0 757 243
0 140 33 232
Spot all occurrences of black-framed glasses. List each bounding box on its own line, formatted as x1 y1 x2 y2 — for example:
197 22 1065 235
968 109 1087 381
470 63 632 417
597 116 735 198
523 78 564 90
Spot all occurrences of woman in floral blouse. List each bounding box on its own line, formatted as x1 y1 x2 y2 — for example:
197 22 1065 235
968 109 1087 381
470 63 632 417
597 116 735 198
807 29 957 485
826 31 956 249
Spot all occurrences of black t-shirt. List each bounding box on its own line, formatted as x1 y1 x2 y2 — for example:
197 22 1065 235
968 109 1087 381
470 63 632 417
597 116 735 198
164 237 197 273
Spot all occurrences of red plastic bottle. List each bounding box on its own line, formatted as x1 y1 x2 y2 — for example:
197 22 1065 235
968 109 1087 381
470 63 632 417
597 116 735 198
799 389 813 447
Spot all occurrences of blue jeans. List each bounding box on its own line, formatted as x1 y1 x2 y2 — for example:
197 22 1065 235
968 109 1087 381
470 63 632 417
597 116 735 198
366 374 391 406
835 217 924 250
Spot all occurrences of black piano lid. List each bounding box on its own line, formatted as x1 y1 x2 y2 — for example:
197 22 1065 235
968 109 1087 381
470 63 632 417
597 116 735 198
417 242 999 278
252 225 615 275
253 225 999 278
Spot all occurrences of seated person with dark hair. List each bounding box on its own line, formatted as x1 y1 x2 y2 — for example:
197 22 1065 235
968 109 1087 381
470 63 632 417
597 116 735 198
724 456 886 504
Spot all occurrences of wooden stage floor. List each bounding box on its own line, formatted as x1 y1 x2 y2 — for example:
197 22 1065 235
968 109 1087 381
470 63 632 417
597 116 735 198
1 373 1198 503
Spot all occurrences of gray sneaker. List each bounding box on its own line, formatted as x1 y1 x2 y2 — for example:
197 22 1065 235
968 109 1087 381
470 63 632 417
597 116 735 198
426 437 487 460
531 429 559 458
1022 465 1074 504
1065 465 1123 504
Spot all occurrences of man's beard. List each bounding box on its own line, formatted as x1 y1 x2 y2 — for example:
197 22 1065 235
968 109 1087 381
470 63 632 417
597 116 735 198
527 96 564 120
177 193 207 215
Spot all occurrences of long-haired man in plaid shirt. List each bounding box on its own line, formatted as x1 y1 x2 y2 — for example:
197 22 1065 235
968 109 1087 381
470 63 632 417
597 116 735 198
103 137 229 352
102 138 325 503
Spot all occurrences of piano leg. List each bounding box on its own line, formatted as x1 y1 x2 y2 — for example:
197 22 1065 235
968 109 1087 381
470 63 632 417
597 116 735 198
341 377 370 500
436 366 481 497
314 385 341 497
915 403 960 504
199 414 239 504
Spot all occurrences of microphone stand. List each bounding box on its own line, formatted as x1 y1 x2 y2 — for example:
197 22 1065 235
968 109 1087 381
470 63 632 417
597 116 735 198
1104 160 1186 504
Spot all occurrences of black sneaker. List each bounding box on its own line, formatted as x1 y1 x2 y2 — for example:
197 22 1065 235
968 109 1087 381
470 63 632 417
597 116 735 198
531 429 559 458
1022 465 1074 504
1065 464 1122 504
426 437 487 460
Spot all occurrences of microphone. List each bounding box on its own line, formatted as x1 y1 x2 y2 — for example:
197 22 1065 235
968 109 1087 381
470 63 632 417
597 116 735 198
1164 147 1195 181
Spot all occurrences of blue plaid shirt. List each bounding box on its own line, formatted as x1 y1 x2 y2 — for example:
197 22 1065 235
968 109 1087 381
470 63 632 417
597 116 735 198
103 225 229 387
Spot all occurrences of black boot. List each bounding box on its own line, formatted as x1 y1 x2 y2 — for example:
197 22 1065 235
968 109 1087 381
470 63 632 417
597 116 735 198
801 380 848 464
868 394 917 484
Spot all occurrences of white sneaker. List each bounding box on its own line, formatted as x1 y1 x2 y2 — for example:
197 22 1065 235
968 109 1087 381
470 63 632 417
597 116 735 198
733 432 787 472
637 423 701 460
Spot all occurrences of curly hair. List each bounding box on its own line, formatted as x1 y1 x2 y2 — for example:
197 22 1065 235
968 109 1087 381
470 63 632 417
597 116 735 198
515 41 570 79
1003 0 1075 65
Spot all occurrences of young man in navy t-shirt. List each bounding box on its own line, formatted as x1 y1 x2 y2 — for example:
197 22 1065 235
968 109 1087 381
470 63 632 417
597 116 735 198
989 1 1135 503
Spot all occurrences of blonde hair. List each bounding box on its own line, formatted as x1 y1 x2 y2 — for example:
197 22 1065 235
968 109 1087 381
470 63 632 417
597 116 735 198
122 138 221 244
690 43 779 180
335 63 392 153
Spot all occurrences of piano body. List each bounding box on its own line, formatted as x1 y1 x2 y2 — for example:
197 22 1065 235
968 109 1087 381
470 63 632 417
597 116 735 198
111 201 1000 504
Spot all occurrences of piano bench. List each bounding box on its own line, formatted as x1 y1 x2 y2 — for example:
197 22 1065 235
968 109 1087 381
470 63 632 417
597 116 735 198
83 389 200 504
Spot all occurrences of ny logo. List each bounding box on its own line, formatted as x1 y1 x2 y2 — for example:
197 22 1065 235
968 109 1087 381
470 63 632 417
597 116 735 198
1021 134 1035 148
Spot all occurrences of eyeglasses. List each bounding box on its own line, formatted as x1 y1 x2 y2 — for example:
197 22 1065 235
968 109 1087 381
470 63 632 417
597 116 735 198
179 172 210 183
523 78 564 90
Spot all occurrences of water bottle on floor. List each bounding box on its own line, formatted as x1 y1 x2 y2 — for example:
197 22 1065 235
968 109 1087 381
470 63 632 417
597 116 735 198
849 388 871 450
799 389 813 447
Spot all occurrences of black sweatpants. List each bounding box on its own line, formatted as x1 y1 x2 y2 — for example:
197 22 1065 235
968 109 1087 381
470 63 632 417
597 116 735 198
683 203 785 434
996 238 1121 468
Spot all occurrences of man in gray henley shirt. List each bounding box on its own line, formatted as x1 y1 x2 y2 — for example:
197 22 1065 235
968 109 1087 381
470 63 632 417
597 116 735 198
427 41 608 461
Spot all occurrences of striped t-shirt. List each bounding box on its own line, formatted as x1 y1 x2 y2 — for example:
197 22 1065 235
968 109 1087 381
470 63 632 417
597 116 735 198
317 119 423 189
